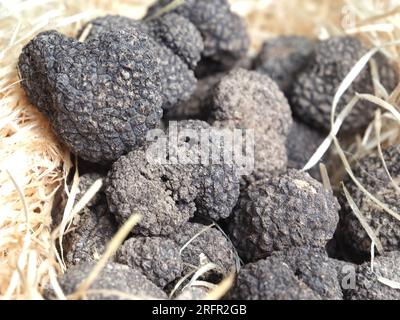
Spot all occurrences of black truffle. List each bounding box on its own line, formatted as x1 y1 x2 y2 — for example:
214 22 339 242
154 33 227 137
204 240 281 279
18 29 163 163
271 247 344 300
146 0 250 67
79 15 198 110
290 36 398 132
209 68 292 181
57 262 167 300
105 120 240 235
116 237 183 288
146 13 204 70
229 256 320 300
338 144 400 256
75 172 105 207
170 222 237 279
227 169 340 262
286 120 325 179
63 203 117 267
346 251 400 300
254 36 315 94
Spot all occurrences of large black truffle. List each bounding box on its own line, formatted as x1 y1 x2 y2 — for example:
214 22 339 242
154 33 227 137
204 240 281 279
79 15 198 110
290 36 398 132
116 237 183 288
146 0 250 68
105 120 240 236
18 29 163 163
338 144 400 256
227 169 340 262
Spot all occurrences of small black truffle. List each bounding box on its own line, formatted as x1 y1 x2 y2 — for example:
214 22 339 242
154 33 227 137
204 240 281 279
227 169 340 262
338 144 400 256
209 68 292 182
63 203 117 267
345 251 400 300
290 36 398 132
116 237 183 288
271 247 344 300
57 262 167 300
170 222 237 279
254 36 315 94
18 29 163 163
146 0 250 67
286 120 325 179
229 256 320 300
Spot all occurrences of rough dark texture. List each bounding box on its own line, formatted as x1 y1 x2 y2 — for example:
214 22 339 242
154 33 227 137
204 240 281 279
19 29 163 163
271 247 343 300
254 36 314 94
63 204 117 267
105 120 240 235
209 68 292 182
116 237 182 288
338 144 400 256
286 120 325 180
146 13 204 70
57 262 167 300
164 72 224 121
147 0 250 67
227 169 340 262
346 251 400 300
290 36 398 132
170 222 237 279
229 256 320 300
75 172 105 207
79 15 197 111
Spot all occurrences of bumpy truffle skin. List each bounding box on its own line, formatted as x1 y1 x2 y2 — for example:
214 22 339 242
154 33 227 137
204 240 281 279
286 120 325 179
346 251 400 300
105 148 197 236
229 256 320 300
170 222 237 278
116 237 182 288
75 172 105 207
147 0 250 66
209 68 292 181
57 262 167 300
64 204 117 267
106 120 240 234
146 13 204 70
227 169 340 262
272 247 343 300
338 144 400 256
18 30 163 163
254 36 315 94
79 15 197 110
290 36 398 132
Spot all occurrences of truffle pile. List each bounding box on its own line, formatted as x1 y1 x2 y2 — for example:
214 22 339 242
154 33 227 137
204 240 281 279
18 0 400 301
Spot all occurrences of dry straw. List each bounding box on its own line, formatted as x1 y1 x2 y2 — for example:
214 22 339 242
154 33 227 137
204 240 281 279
1 0 400 300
